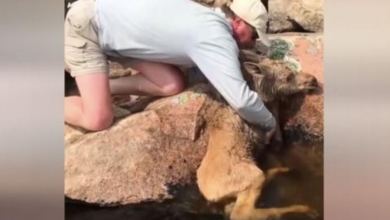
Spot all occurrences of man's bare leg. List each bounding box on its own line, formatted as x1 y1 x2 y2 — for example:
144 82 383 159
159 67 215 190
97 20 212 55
65 61 185 131
109 61 185 97
65 73 113 131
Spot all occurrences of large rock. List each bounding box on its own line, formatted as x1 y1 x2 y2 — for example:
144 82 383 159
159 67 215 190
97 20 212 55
65 84 213 206
268 0 296 33
268 0 323 33
287 0 324 33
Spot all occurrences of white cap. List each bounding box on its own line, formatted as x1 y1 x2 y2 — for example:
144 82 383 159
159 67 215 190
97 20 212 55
229 0 270 47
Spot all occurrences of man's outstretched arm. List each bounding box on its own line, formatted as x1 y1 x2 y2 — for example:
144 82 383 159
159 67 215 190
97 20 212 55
188 34 276 131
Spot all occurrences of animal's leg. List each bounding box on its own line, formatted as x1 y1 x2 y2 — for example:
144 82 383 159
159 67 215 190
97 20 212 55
228 203 315 220
224 201 236 217
230 195 315 220
228 170 264 220
224 167 290 216
265 167 290 183
229 168 315 220
235 205 317 220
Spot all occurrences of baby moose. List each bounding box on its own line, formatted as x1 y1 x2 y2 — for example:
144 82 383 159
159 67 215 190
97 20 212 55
196 57 319 220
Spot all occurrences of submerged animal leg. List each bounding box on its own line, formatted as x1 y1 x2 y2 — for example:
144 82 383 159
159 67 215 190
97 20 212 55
264 167 290 184
229 167 316 220
224 167 290 216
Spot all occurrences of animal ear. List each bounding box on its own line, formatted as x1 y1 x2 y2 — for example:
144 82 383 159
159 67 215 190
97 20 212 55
243 62 263 76
257 58 275 75
258 63 273 75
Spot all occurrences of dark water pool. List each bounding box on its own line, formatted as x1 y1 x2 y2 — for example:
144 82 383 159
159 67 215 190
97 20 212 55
65 141 323 220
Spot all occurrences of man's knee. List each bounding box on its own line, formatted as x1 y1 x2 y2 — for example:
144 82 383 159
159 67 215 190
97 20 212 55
160 65 186 96
83 110 114 131
161 80 185 96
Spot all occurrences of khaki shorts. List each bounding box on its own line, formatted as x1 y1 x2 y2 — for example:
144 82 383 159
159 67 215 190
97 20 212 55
64 0 140 77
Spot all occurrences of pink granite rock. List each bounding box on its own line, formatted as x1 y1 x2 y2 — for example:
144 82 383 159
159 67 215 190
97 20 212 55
64 84 213 206
266 33 324 84
286 0 324 33
268 0 296 33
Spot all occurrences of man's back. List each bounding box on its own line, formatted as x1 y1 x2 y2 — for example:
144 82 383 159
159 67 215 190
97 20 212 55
95 0 276 132
95 0 233 65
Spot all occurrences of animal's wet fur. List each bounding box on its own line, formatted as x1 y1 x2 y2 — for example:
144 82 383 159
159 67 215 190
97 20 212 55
191 50 319 219
279 89 324 143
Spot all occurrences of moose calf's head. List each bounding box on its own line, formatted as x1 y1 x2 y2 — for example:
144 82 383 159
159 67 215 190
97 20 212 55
242 58 318 102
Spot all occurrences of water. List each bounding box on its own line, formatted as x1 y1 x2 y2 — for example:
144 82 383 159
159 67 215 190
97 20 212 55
65 140 323 220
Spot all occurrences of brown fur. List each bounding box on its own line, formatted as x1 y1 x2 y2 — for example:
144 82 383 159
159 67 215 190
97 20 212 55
195 53 319 219
279 88 324 142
